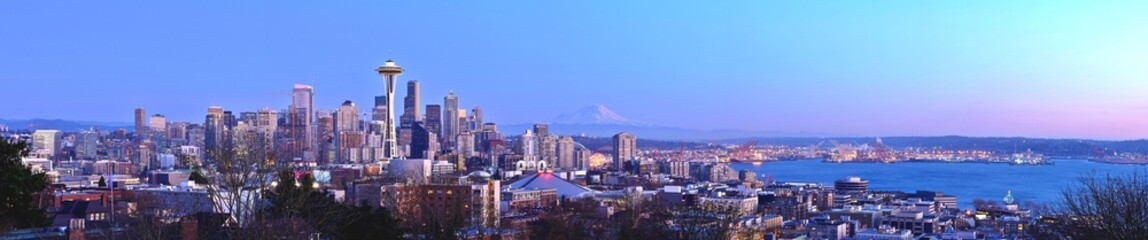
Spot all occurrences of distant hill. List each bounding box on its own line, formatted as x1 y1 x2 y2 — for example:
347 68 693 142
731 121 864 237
569 136 710 153
499 123 827 141
504 104 827 140
0 119 133 132
714 136 1148 156
500 135 710 154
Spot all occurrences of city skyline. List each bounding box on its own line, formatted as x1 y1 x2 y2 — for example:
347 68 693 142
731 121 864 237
3 1 1148 139
3 3 1147 239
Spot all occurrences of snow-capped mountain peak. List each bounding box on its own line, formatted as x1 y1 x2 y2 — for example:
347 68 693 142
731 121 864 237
553 104 647 126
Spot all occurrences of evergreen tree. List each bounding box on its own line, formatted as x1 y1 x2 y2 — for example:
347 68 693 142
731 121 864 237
188 170 209 184
98 176 107 187
0 140 51 231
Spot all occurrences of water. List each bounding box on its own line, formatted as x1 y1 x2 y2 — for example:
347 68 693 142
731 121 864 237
729 159 1148 209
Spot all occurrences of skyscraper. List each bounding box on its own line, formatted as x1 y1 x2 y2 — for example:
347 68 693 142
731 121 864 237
612 132 637 170
401 80 420 128
291 84 315 124
470 106 483 131
443 92 460 152
336 100 359 132
541 135 558 166
334 101 360 162
204 106 225 150
457 131 475 158
134 108 147 135
372 95 388 122
476 123 502 154
410 122 438 159
425 104 442 143
149 114 167 135
557 136 576 169
317 112 335 164
290 84 315 161
222 111 237 129
74 130 99 160
376 60 403 159
222 111 237 147
520 130 537 158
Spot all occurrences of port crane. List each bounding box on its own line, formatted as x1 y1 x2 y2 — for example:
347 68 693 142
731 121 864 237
872 138 895 161
806 140 828 158
732 140 758 160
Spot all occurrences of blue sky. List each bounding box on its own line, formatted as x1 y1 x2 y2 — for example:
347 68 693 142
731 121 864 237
2 1 1146 139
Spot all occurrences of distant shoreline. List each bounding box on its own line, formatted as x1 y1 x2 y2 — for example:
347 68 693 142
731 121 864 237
732 158 1147 166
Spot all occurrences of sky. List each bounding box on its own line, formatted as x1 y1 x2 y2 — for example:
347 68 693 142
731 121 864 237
1 1 1147 139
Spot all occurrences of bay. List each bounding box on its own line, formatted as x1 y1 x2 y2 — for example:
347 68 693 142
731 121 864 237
729 159 1148 209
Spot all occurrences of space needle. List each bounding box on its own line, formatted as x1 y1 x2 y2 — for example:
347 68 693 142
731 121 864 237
376 59 403 160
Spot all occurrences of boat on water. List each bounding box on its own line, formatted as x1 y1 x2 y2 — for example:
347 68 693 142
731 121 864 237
1009 152 1051 165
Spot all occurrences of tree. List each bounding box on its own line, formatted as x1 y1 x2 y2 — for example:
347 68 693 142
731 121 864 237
662 203 746 240
529 214 587 240
201 134 279 238
343 201 404 240
188 170 209 184
1053 171 1148 240
98 176 107 187
612 195 673 240
0 140 51 231
264 170 403 239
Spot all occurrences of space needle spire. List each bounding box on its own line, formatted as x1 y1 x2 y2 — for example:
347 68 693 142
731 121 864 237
376 59 404 160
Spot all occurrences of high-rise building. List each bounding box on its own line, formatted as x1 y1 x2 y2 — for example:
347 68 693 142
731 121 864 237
443 92 459 151
540 135 558 166
533 124 549 137
257 108 278 129
410 122 438 159
207 106 224 121
476 123 502 154
336 101 359 132
161 122 187 148
470 106 483 131
136 140 156 170
425 104 442 142
457 109 467 135
292 84 315 124
74 130 100 160
372 95 388 122
557 136 576 169
222 111 237 129
612 132 637 170
32 130 63 158
149 114 167 135
457 131 476 158
575 148 592 170
397 128 412 156
134 108 147 135
400 80 420 128
290 84 315 162
376 60 404 160
334 102 362 160
317 112 335 164
222 111 237 148
520 130 537 158
204 106 225 150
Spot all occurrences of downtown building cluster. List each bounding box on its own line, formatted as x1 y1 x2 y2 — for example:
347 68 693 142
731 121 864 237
2 60 1051 240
